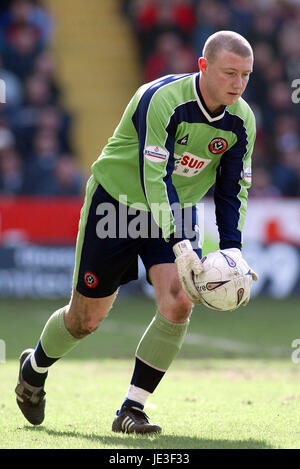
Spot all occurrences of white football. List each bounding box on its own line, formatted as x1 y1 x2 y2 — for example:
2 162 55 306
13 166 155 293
194 250 253 311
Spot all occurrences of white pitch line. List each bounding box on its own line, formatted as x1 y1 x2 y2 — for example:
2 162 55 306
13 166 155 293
99 320 288 357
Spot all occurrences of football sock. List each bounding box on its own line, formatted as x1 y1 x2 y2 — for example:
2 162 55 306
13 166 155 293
120 311 189 411
22 306 80 387
136 311 189 371
120 383 151 412
22 341 54 387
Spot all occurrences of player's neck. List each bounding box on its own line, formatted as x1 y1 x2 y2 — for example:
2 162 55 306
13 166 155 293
199 77 225 116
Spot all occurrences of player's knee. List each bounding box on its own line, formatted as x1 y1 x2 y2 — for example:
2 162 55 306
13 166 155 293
65 289 116 339
65 302 106 338
158 287 193 323
72 317 100 338
172 290 193 319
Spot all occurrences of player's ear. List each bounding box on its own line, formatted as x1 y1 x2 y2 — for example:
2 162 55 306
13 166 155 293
198 57 207 73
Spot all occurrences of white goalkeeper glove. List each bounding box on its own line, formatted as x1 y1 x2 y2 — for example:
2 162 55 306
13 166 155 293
221 248 259 306
173 240 203 304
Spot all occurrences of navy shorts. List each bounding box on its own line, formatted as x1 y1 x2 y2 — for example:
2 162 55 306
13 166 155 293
73 177 202 298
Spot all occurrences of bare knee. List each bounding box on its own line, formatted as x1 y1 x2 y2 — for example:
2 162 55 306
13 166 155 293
158 284 193 323
67 313 100 338
65 289 117 339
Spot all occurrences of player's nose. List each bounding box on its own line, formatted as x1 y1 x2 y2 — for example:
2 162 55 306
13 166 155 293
233 75 243 90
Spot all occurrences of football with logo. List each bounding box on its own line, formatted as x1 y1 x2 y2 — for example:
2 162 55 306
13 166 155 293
193 250 253 311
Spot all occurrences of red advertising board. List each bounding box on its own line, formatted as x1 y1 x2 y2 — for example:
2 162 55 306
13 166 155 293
0 197 83 245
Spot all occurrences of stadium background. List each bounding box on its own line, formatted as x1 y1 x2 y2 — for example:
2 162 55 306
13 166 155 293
0 1 299 450
0 0 299 300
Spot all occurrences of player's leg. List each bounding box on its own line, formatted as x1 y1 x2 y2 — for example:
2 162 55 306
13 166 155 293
21 288 117 386
15 177 137 425
112 263 193 434
113 205 200 433
120 263 192 408
16 289 117 425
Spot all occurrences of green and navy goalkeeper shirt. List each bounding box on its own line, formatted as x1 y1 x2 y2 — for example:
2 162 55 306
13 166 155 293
91 73 256 249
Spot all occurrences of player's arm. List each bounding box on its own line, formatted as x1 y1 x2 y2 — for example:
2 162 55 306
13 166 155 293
133 86 184 243
214 112 258 296
214 112 255 251
133 85 203 302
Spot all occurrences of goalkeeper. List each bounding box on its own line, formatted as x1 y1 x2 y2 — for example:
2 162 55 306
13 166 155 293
15 31 258 434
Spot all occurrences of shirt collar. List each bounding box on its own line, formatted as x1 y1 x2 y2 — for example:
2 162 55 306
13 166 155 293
193 73 226 122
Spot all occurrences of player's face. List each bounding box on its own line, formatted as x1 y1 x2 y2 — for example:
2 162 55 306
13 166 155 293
199 50 253 111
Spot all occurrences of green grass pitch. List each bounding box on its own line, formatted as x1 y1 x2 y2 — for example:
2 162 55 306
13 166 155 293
0 295 299 449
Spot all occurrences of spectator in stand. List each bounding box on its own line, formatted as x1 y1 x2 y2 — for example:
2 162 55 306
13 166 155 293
0 0 81 198
277 21 300 82
125 0 196 63
0 22 43 79
155 0 196 41
23 128 59 195
192 0 232 58
264 81 295 132
37 106 72 154
272 114 299 155
0 146 24 194
54 154 84 196
0 124 15 151
144 31 196 82
247 7 280 47
169 43 197 75
245 41 275 107
272 149 300 197
249 165 280 198
0 0 53 47
24 72 54 106
11 73 56 157
33 49 61 103
123 0 300 198
227 0 254 36
0 52 23 110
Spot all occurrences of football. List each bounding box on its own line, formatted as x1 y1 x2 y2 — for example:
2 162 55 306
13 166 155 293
194 250 253 311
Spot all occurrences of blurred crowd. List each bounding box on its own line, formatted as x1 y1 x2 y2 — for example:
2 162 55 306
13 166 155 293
0 0 83 196
0 0 299 198
121 0 300 197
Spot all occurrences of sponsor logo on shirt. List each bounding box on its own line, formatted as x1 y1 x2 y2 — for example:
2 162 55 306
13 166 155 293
209 138 228 154
174 152 211 177
241 166 252 183
144 145 168 163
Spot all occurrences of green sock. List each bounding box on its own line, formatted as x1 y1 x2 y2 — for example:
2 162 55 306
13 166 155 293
136 311 189 371
40 307 80 358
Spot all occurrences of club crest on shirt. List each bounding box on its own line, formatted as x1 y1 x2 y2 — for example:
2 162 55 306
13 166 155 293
209 138 228 154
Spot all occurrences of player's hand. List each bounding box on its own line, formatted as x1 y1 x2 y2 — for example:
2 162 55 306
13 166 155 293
222 248 258 306
173 240 203 304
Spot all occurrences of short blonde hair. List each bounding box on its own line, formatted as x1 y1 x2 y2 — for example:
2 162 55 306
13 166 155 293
203 31 253 62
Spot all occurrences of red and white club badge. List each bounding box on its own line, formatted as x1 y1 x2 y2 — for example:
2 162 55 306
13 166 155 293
209 138 228 154
84 272 98 288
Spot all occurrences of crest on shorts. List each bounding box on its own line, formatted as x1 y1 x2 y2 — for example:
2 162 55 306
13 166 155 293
84 272 98 288
209 138 228 154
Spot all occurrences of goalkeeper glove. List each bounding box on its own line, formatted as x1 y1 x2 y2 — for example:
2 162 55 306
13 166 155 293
221 248 259 306
173 240 203 304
